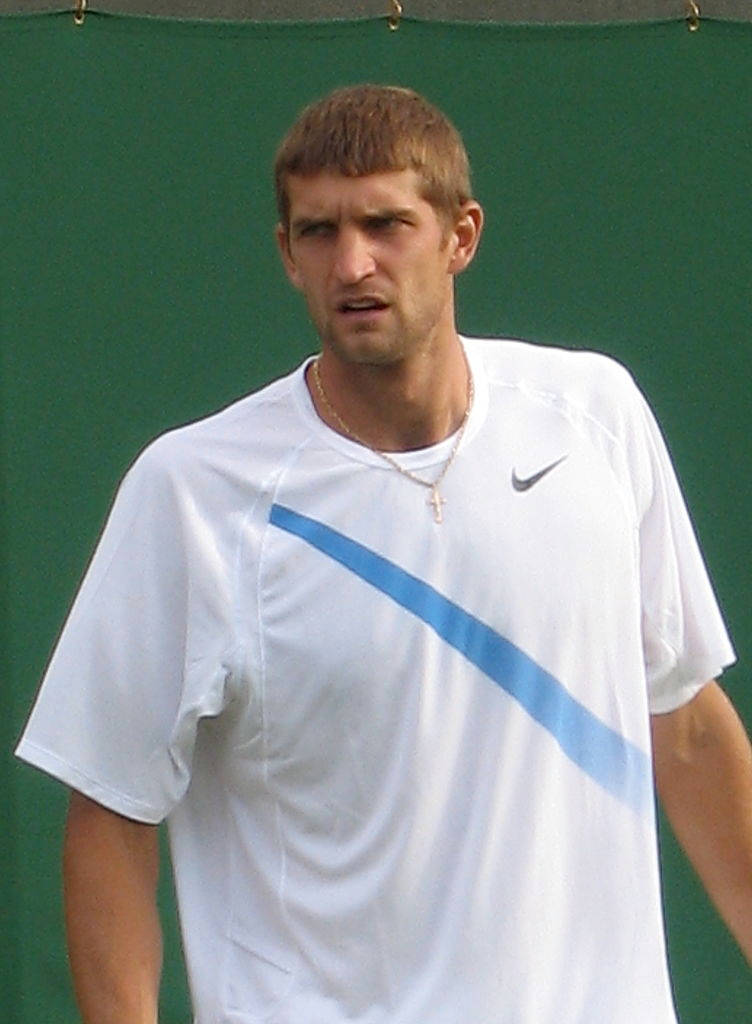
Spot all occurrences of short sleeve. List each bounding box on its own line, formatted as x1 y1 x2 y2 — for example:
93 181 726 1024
15 439 237 823
630 391 736 714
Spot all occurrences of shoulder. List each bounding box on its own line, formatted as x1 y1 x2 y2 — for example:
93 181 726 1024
131 362 308 488
464 335 646 436
107 363 312 535
466 335 635 394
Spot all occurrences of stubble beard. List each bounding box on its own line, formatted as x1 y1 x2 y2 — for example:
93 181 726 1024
323 320 407 367
318 291 449 370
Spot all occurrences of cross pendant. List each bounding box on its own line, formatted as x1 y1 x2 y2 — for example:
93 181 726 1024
428 485 446 524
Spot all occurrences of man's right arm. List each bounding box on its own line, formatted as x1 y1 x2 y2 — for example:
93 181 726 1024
63 790 162 1024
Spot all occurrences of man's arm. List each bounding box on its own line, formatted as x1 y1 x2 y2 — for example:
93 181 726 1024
63 790 162 1024
651 680 752 965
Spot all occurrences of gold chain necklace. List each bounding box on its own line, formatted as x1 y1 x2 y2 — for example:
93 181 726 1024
311 357 473 524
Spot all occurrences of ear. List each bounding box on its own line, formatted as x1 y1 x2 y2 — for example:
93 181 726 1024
448 201 484 276
275 223 304 290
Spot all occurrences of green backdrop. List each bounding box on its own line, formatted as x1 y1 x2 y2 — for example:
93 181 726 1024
2 12 750 1022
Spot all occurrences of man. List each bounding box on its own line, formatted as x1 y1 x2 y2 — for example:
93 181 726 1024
16 84 752 1023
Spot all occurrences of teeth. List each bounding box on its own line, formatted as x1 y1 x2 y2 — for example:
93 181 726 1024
342 297 384 310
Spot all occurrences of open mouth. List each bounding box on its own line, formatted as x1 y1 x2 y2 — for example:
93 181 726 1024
337 298 389 314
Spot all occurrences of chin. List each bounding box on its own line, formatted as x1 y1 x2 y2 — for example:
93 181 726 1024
325 328 405 367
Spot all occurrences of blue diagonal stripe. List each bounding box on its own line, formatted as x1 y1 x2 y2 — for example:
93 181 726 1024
269 503 651 814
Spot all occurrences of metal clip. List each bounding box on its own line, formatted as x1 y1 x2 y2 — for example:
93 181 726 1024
388 0 402 31
686 0 700 31
74 0 86 25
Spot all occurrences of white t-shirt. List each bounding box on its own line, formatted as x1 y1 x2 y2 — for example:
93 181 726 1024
17 338 735 1023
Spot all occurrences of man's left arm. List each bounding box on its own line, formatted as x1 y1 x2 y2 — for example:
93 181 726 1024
651 680 752 964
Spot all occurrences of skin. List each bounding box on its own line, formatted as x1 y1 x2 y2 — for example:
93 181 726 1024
64 791 161 1024
652 681 752 965
276 169 483 452
63 170 752 1020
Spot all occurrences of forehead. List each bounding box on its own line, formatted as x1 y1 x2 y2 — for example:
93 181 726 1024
285 169 433 220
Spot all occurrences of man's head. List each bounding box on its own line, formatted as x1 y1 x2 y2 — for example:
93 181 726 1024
274 86 483 372
274 84 472 231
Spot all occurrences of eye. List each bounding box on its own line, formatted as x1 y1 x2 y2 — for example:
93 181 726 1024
299 221 335 239
366 215 399 232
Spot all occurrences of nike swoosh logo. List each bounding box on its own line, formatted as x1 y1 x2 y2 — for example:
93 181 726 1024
511 455 568 492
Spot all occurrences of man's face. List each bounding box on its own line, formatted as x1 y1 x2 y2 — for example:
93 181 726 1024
277 169 467 368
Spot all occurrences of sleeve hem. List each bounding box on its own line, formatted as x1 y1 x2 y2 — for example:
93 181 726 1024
648 651 737 715
14 739 167 825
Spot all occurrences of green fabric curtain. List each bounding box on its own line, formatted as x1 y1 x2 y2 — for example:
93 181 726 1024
2 13 751 1022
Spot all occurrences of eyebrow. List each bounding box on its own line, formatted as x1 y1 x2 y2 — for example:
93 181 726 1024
360 206 417 225
290 206 418 236
365 206 415 219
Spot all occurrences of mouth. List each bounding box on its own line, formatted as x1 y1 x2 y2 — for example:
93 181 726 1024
336 297 390 316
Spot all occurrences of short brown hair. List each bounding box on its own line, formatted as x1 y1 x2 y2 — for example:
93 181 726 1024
274 84 472 228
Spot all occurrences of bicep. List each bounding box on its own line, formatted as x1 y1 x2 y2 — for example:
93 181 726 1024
64 790 160 894
63 792 163 1021
650 680 752 963
651 680 752 864
651 680 751 790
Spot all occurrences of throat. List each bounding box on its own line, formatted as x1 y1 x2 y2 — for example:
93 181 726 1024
309 356 474 453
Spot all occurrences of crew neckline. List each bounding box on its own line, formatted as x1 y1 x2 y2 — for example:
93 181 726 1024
292 337 489 471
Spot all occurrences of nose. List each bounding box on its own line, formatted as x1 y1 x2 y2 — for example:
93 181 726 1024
332 227 376 284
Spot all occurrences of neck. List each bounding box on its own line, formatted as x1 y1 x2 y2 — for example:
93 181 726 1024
309 337 470 452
